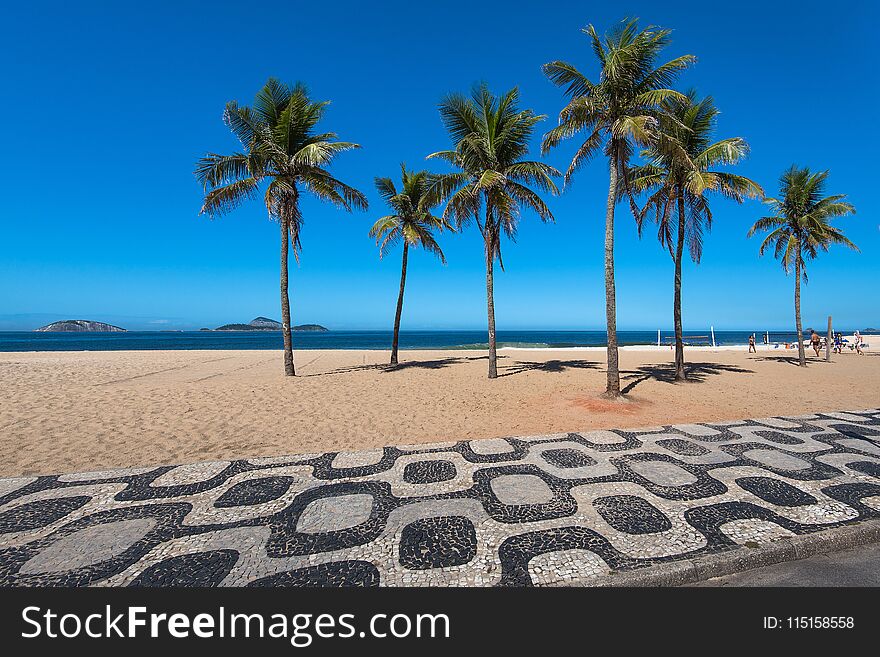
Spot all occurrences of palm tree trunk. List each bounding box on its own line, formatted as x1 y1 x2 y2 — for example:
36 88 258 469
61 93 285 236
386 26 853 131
486 232 498 379
794 253 805 367
673 193 686 381
604 153 620 396
390 241 409 366
280 216 295 377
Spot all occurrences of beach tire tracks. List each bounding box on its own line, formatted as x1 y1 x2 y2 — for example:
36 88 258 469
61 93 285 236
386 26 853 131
191 357 277 382
95 357 237 386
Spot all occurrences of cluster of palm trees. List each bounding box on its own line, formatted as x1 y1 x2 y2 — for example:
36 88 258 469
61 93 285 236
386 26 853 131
196 18 858 391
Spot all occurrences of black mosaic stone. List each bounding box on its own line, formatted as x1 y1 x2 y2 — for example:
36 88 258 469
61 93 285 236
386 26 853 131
497 526 623 586
684 501 801 547
472 465 577 523
266 481 396 558
246 560 380 587
403 460 457 484
827 423 880 438
456 438 530 463
215 476 294 508
569 431 642 451
735 476 817 507
0 496 91 534
541 448 596 468
399 516 477 569
847 461 880 478
130 550 239 587
753 430 805 445
593 495 673 534
656 439 711 456
1 408 878 587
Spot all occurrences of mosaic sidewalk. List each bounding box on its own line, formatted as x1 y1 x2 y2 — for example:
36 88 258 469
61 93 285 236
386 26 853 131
1 409 879 587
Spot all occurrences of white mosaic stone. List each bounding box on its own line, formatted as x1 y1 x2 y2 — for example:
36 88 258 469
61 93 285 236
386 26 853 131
331 449 385 469
58 466 158 482
469 439 514 455
19 518 156 575
296 493 373 533
672 423 721 437
2 408 877 588
151 461 230 487
0 477 36 497
862 496 880 512
490 474 554 505
836 438 880 456
744 449 812 471
529 548 610 585
578 430 627 444
720 519 795 545
629 460 698 486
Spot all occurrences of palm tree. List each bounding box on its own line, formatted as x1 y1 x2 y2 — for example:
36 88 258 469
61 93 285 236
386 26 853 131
426 85 560 378
195 79 367 376
370 165 450 366
748 166 857 367
627 91 763 380
541 18 695 396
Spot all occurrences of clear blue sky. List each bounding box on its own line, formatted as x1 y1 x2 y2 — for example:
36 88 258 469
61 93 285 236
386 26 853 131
1 1 876 331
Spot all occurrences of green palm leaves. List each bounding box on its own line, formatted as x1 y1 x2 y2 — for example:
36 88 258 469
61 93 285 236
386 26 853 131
371 166 449 365
541 18 696 185
542 17 695 395
626 90 762 379
749 167 857 278
748 166 857 366
630 91 763 262
196 79 367 254
195 79 366 376
427 85 560 265
425 84 560 378
370 166 449 263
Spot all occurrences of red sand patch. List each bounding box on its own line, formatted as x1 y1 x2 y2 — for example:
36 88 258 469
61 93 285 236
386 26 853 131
567 394 650 415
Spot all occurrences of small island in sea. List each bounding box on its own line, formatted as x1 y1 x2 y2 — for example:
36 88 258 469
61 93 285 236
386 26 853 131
34 320 126 332
209 317 328 332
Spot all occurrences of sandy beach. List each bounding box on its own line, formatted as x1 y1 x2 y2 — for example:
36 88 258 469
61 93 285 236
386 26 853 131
0 346 876 478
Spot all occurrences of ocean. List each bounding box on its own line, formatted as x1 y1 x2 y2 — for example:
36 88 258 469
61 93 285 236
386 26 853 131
0 329 804 352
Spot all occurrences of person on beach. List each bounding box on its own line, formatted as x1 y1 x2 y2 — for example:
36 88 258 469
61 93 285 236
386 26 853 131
748 334 756 353
810 330 822 357
834 332 843 354
854 330 864 355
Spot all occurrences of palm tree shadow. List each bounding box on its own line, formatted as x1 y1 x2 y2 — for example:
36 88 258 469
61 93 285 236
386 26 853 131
385 356 487 372
309 355 487 376
621 361 753 394
496 359 600 378
750 354 821 367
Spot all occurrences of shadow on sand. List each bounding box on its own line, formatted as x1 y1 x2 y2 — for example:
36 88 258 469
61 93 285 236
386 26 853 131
496 359 600 378
620 361 753 394
304 355 601 378
305 355 488 377
748 354 830 367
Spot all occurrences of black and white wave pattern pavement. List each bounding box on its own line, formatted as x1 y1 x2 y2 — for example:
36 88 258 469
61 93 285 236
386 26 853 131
1 409 879 587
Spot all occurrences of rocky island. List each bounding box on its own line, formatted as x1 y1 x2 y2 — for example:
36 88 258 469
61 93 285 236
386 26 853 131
35 320 126 332
211 317 328 332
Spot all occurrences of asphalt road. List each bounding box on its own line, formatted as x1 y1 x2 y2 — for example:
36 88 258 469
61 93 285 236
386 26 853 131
692 542 880 586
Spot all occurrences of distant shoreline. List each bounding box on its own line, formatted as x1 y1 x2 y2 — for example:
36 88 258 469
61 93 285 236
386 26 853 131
0 330 874 354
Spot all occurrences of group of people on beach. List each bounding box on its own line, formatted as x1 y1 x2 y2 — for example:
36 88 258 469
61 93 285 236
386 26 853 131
747 331 866 356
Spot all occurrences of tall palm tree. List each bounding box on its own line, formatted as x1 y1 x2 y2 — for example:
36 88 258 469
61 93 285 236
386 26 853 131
627 91 763 380
748 166 857 367
426 85 560 378
542 18 695 396
195 79 367 376
370 165 450 366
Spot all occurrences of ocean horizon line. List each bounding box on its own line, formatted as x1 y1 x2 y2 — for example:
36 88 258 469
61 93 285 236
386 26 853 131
1 328 872 353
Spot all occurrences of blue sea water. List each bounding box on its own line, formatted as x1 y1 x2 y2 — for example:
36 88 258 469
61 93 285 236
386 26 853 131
0 330 803 352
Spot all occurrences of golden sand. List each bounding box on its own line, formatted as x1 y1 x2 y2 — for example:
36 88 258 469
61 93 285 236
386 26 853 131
1 347 877 477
